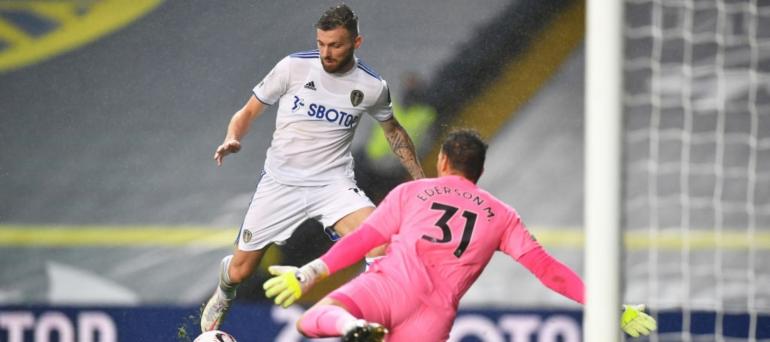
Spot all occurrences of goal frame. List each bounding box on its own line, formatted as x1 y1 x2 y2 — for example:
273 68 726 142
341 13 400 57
584 0 624 340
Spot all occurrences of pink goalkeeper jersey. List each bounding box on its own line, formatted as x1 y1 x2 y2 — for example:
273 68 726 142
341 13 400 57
363 175 540 309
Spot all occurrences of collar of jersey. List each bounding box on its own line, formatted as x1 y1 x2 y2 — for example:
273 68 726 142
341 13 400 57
440 175 478 187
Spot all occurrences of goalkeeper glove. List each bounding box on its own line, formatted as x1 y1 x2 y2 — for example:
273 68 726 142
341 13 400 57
263 259 329 308
621 304 657 337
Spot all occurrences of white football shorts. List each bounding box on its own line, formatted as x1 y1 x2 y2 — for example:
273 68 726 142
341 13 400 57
236 170 374 251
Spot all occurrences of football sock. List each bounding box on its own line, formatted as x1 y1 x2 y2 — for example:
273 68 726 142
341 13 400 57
299 305 357 338
217 255 237 300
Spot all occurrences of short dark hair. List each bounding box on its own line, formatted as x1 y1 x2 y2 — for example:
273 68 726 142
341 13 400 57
316 4 359 37
441 129 488 183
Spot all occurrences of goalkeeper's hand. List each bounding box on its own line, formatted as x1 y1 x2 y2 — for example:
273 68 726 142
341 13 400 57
621 304 657 337
263 260 329 308
263 266 303 308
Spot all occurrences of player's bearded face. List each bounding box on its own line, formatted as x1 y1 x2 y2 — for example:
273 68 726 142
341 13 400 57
317 27 360 73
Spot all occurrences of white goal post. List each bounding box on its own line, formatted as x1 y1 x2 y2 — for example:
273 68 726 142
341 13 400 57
584 0 624 341
588 0 770 341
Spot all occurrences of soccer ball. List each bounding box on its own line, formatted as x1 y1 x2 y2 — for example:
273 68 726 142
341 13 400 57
194 330 237 342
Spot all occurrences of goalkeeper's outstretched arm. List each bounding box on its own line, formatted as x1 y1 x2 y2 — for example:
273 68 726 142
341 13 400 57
518 246 585 304
263 224 387 308
517 246 657 337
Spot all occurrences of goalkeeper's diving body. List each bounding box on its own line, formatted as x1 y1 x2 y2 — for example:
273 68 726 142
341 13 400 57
264 129 657 341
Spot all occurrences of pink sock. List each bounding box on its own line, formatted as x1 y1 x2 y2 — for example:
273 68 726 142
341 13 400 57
299 305 357 338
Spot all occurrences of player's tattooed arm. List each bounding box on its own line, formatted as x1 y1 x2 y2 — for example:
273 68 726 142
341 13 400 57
380 117 426 179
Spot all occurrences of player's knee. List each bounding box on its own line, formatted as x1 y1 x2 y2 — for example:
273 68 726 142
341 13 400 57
296 313 312 337
334 206 374 236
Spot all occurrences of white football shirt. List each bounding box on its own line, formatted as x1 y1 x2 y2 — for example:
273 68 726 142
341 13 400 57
253 49 393 186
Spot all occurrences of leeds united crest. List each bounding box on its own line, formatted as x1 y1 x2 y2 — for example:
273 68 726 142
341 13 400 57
350 90 364 107
242 229 252 243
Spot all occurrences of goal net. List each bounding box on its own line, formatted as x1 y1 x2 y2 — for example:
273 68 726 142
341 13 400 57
622 0 770 340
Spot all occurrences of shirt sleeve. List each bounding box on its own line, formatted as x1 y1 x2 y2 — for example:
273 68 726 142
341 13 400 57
361 182 405 238
498 210 540 260
518 246 585 304
253 56 291 105
368 79 394 122
320 224 388 274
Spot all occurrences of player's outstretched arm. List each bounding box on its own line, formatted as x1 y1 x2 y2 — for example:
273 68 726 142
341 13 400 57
214 95 266 166
263 261 329 308
264 225 388 308
518 246 585 304
379 117 425 179
519 246 657 337
517 247 657 337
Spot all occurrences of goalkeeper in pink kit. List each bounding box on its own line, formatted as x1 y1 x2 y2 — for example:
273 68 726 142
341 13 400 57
264 129 657 341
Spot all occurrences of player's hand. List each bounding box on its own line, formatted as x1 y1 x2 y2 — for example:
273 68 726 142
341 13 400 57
214 139 241 166
263 261 329 308
621 304 657 337
263 266 305 308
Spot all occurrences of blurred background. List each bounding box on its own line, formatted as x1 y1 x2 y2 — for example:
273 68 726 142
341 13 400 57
0 0 768 341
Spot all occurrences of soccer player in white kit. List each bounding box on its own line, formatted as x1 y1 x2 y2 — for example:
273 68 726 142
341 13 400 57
200 4 425 332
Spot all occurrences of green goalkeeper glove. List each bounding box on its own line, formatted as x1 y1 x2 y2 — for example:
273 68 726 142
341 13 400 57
621 304 657 337
263 260 329 308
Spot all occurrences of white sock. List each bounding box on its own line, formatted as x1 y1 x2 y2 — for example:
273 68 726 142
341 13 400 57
218 255 237 300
